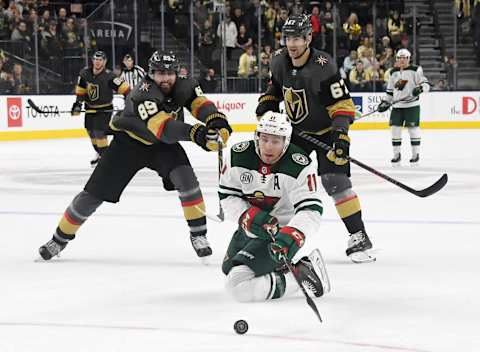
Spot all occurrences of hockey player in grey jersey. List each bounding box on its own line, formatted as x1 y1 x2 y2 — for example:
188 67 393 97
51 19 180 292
378 49 430 165
220 112 330 302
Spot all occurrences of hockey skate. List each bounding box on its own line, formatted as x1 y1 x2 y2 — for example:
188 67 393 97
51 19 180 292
190 234 212 258
346 230 376 263
90 152 100 168
295 249 331 297
38 238 67 260
409 154 420 166
391 153 401 167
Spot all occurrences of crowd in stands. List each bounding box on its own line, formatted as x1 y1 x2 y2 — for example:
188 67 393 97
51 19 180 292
1 0 480 94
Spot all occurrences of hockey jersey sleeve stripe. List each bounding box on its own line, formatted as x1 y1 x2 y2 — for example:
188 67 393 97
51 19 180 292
117 81 130 96
219 192 243 200
147 111 173 139
190 96 216 119
294 198 323 209
326 98 356 119
219 184 243 193
181 197 203 207
295 203 324 215
75 86 87 96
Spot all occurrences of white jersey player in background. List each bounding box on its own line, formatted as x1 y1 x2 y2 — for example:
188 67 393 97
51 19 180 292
219 112 330 302
377 49 430 165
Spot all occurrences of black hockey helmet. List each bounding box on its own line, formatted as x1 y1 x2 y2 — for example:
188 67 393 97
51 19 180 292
92 50 107 61
282 14 312 38
148 50 179 77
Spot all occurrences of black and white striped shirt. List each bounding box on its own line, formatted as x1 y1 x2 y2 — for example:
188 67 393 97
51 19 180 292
120 65 146 89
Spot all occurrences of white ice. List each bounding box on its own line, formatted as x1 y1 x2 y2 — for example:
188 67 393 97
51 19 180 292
0 130 479 352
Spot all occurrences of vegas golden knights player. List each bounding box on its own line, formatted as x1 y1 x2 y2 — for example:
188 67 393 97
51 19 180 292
256 14 375 263
39 51 232 261
72 51 130 166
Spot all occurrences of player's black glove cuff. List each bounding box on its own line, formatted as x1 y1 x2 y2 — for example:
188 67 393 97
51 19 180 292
71 101 82 116
255 95 280 120
205 112 232 145
327 128 350 166
412 86 423 97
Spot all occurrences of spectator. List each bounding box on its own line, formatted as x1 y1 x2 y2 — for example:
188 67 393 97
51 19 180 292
199 68 217 93
259 52 270 91
273 8 289 46
343 12 362 51
262 44 273 59
0 58 14 94
342 50 358 79
432 79 447 91
193 0 208 31
321 1 337 53
377 36 391 57
12 63 31 94
40 20 63 68
237 45 257 78
236 23 253 50
310 5 322 50
367 62 384 92
10 21 31 55
398 35 413 54
56 7 68 31
357 36 373 59
199 18 216 68
179 66 188 77
0 5 10 40
217 14 237 60
39 9 50 28
26 8 38 36
379 47 395 70
231 6 245 32
364 23 374 42
62 17 82 56
444 56 458 90
349 60 372 92
375 17 388 40
388 11 404 48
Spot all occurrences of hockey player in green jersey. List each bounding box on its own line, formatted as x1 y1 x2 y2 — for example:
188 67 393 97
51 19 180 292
256 14 374 263
220 112 330 302
377 48 430 165
38 50 232 262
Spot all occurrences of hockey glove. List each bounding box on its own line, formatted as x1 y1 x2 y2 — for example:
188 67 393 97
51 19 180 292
269 226 305 263
377 100 391 113
326 128 350 166
71 101 82 116
190 124 219 151
412 86 423 97
255 94 280 120
239 206 279 240
205 113 232 145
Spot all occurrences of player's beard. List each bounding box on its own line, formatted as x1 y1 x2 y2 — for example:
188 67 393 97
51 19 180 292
159 81 173 94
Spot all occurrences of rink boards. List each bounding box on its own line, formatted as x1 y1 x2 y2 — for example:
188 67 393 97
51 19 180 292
1 92 479 141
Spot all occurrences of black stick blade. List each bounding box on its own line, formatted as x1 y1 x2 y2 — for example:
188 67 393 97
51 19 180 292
27 99 44 113
414 173 448 198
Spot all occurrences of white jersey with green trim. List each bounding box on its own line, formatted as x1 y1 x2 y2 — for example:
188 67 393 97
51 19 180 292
385 65 430 108
219 140 323 239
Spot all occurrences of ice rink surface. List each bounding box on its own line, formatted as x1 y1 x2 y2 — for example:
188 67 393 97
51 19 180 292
0 130 479 352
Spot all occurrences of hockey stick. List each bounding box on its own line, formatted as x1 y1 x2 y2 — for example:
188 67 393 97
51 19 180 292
294 128 448 198
355 96 416 121
268 229 323 323
27 98 121 115
216 141 225 221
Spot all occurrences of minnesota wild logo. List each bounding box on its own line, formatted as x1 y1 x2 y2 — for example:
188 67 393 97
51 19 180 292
282 86 309 123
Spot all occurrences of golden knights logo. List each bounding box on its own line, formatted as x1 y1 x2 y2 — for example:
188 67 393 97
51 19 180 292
282 86 309 124
87 82 99 101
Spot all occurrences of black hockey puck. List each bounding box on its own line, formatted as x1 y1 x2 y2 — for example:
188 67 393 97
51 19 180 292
234 319 248 334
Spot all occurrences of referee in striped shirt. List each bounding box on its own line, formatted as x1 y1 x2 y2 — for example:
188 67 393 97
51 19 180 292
120 54 146 89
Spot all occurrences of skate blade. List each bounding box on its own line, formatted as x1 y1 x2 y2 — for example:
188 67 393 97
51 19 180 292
308 249 332 294
349 249 377 264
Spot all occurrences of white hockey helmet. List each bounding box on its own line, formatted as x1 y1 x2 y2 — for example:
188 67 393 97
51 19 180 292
255 111 293 158
396 48 411 60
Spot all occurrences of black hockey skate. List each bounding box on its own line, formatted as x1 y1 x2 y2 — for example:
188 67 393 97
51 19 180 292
391 153 401 166
190 234 212 258
39 238 67 260
346 230 376 263
409 154 420 165
295 249 331 297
